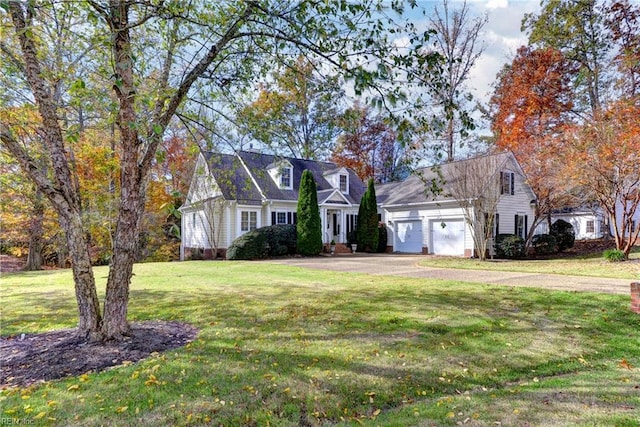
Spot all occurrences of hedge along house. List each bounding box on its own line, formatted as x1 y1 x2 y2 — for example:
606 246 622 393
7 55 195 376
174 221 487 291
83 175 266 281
376 152 537 257
180 150 365 259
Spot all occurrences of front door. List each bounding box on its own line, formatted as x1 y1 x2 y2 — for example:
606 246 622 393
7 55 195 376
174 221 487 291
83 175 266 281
326 209 342 242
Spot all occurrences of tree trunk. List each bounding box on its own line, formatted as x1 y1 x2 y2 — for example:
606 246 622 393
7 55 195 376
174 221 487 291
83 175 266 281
101 194 141 339
25 188 45 271
446 117 455 163
101 130 146 339
61 211 102 339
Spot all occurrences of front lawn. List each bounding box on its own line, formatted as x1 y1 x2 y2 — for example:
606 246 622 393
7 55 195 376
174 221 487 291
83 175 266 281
420 248 640 280
1 261 639 426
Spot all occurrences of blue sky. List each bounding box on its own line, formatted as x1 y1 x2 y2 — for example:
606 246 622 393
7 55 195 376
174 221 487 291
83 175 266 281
408 0 541 105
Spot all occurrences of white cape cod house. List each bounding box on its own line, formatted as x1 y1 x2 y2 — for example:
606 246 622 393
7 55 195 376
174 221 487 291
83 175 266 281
376 152 537 257
180 151 365 259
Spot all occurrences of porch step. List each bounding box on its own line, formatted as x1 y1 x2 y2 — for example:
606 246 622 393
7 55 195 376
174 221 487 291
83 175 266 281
325 243 353 254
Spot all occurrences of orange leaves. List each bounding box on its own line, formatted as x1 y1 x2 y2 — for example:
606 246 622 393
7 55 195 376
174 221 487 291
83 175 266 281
490 46 578 218
331 102 399 183
619 358 633 370
491 46 575 153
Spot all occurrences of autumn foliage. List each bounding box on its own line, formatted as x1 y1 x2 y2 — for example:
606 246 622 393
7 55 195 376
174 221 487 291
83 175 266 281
563 99 640 257
331 104 403 184
490 47 577 230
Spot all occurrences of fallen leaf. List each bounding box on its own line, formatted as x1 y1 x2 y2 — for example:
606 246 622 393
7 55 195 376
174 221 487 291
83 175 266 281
620 359 633 370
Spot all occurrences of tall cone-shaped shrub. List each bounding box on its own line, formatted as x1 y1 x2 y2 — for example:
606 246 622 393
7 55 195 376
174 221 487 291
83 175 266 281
297 170 323 255
357 179 379 252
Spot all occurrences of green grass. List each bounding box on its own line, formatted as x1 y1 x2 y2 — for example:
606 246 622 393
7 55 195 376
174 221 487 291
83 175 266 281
1 261 640 426
420 248 640 280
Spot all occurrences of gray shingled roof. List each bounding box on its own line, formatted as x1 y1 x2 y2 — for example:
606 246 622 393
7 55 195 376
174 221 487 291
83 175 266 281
203 152 263 204
204 151 366 205
376 152 518 206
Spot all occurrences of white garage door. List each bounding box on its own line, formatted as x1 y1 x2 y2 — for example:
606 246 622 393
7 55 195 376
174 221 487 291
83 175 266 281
395 220 423 253
431 219 465 256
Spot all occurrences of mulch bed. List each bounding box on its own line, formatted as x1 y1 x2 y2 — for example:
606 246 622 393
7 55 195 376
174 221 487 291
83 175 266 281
0 321 198 389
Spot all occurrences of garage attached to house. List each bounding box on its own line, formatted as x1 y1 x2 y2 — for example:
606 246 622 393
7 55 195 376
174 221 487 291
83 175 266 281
430 219 465 256
394 220 423 253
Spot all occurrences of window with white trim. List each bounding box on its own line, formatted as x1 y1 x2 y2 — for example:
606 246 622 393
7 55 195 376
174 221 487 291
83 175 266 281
500 171 515 195
277 212 287 224
271 211 296 225
339 174 348 193
280 167 292 189
241 211 258 232
586 220 595 234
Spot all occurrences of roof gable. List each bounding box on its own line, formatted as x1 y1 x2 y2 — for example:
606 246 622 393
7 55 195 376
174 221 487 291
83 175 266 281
318 188 352 205
238 151 365 203
376 152 536 206
202 152 263 203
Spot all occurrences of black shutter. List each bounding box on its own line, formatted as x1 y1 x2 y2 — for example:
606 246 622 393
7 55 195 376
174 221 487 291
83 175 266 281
500 172 504 195
524 215 528 239
287 212 293 224
495 213 500 235
514 214 519 237
271 212 276 225
293 212 297 224
510 173 515 195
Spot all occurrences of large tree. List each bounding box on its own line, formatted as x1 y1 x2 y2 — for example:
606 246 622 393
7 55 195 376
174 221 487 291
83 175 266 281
1 1 440 341
606 0 640 98
331 103 405 183
424 0 487 162
296 170 322 255
522 0 611 116
356 179 379 253
563 100 640 258
237 56 343 160
490 46 577 236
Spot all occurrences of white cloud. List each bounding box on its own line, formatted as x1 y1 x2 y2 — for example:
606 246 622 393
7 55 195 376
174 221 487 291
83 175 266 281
467 0 540 104
402 1 540 104
485 0 509 9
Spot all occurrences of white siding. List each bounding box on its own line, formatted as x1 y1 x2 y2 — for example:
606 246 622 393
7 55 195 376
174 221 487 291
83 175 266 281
495 162 536 238
541 212 605 240
380 156 536 256
181 202 231 250
187 155 223 204
615 199 640 239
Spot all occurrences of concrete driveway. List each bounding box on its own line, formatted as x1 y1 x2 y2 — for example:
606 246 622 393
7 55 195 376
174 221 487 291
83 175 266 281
266 253 633 295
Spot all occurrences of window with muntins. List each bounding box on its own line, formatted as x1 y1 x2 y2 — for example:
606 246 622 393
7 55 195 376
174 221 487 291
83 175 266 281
586 220 595 234
241 211 257 232
272 211 296 225
281 167 292 189
339 174 348 193
500 171 515 195
514 214 527 239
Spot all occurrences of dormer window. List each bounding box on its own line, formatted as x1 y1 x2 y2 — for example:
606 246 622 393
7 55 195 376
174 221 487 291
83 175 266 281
339 174 348 193
281 166 292 189
268 160 294 190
